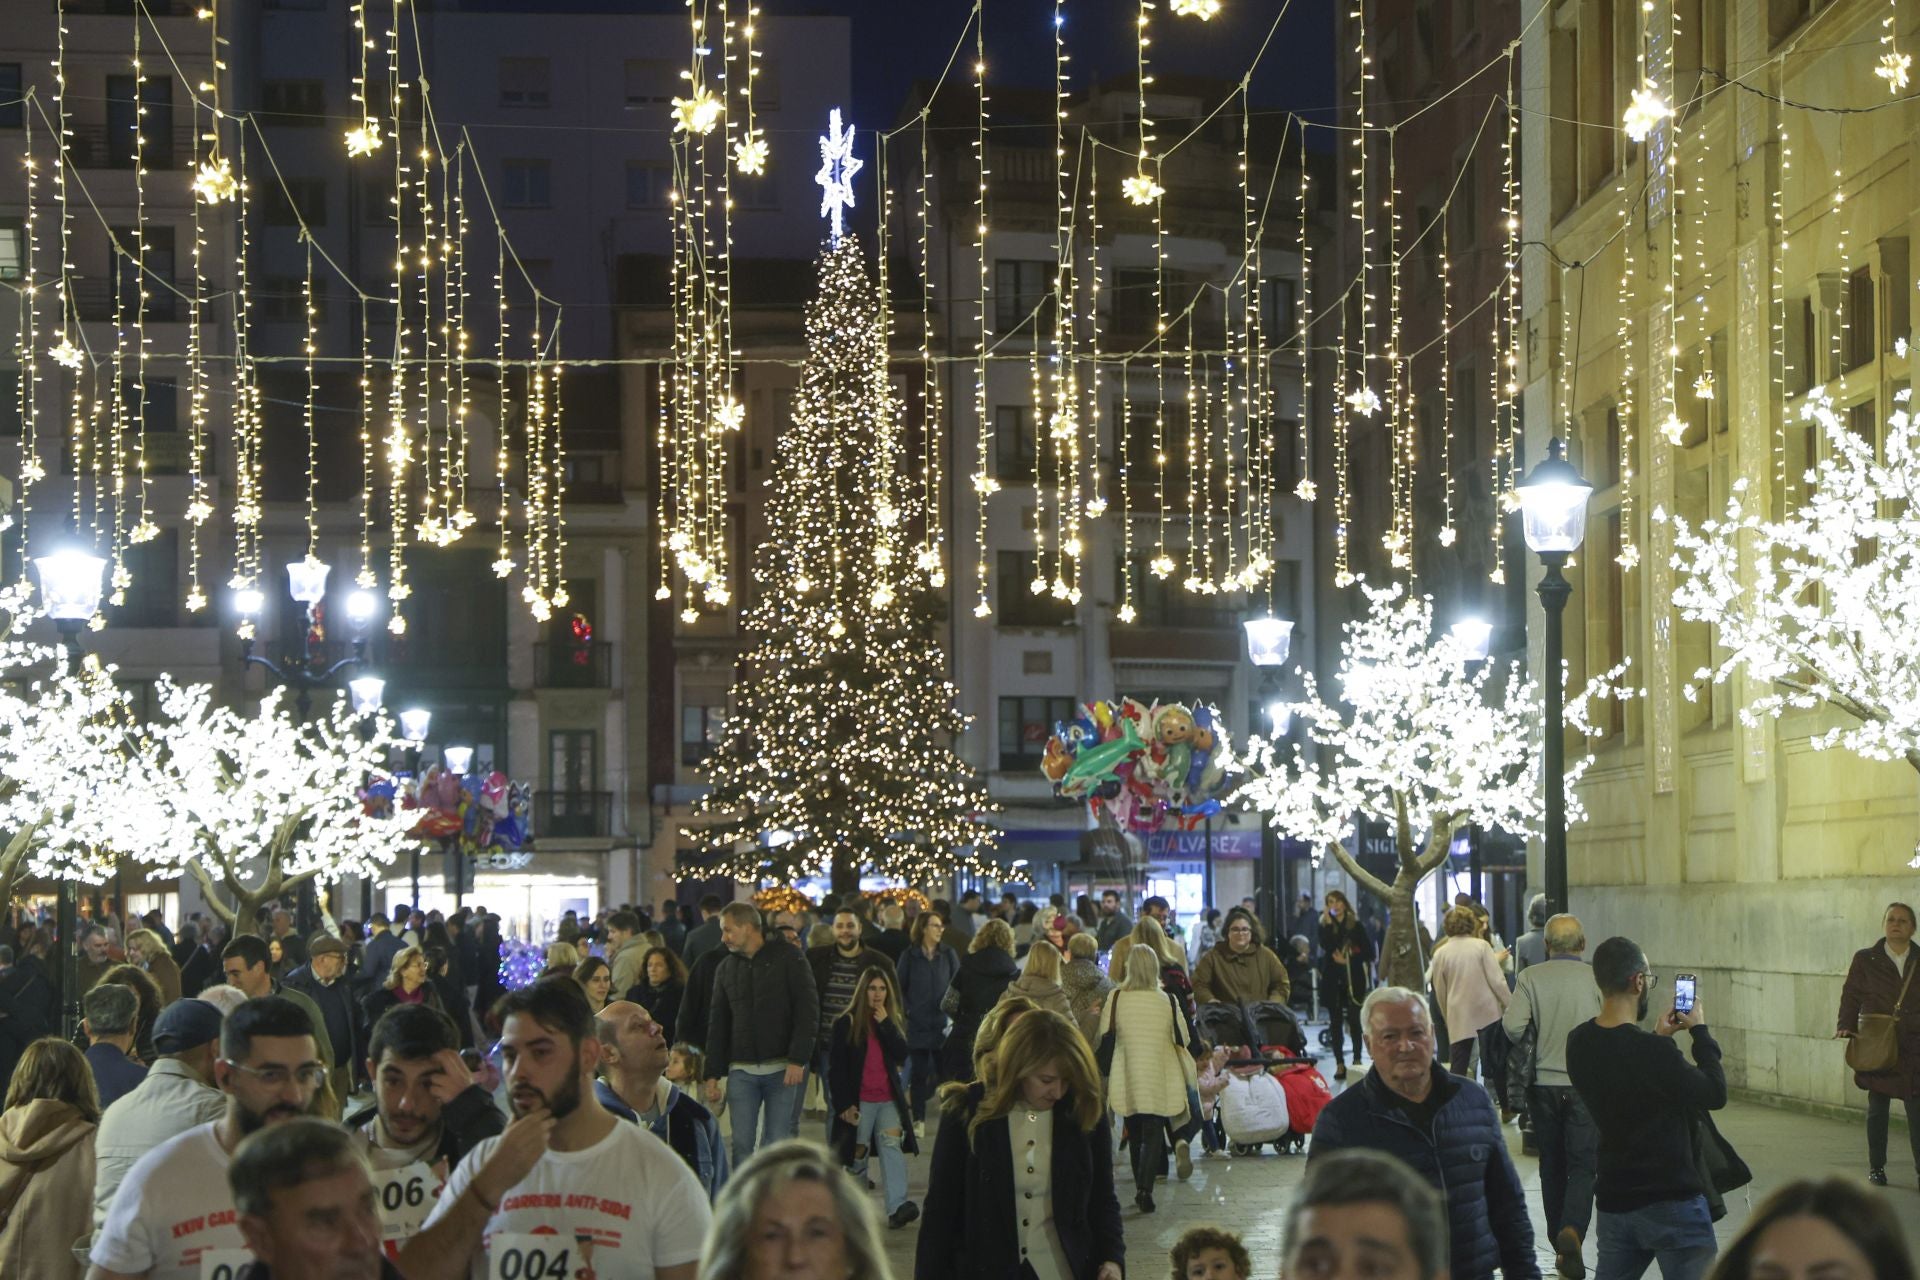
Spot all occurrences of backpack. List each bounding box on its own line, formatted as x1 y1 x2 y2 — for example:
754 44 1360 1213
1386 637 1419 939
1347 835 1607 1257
1273 1063 1332 1135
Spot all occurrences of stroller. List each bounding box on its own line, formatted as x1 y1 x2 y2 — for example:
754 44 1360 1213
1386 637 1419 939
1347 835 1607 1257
1196 1002 1254 1052
1247 1000 1308 1057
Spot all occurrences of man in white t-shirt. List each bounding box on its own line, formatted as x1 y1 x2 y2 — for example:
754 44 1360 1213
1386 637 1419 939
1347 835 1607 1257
399 977 712 1280
87 996 328 1280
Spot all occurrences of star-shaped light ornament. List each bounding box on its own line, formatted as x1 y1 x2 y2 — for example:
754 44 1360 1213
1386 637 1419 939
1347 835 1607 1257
1170 0 1223 16
1660 412 1687 446
1085 496 1109 519
1622 83 1673 143
49 336 84 370
1295 478 1318 501
672 88 724 136
1438 525 1457 547
1693 372 1715 400
193 156 238 205
734 135 770 176
1876 51 1912 93
713 399 746 433
1345 385 1382 417
815 108 864 246
1122 173 1164 206
345 119 383 157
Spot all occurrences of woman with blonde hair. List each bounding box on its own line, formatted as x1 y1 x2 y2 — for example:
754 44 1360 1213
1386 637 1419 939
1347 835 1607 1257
969 993 1042 1088
121 929 182 1007
1000 940 1076 1024
1060 932 1114 1042
939 919 1020 1081
1099 944 1195 1214
695 1139 893 1280
920 1010 1123 1280
1428 905 1510 1078
1107 914 1185 980
539 940 580 980
360 944 449 1027
0 1037 100 1278
827 966 920 1227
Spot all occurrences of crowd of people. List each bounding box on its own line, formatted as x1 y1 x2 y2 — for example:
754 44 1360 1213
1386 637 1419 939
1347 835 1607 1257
0 889 1908 1280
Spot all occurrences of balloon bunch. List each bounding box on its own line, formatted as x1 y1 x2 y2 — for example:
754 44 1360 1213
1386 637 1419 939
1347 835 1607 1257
1039 698 1234 833
358 768 533 853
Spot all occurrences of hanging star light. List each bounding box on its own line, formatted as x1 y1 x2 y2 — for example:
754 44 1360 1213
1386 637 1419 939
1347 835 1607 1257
1660 412 1687 445
192 156 238 204
734 135 770 175
713 398 746 433
815 107 863 246
1085 496 1109 519
1122 172 1164 205
1693 371 1715 400
49 337 83 371
1622 82 1673 143
344 119 382 157
1170 0 1223 16
1296 478 1319 501
1345 385 1383 417
1875 51 1912 91
672 87 724 136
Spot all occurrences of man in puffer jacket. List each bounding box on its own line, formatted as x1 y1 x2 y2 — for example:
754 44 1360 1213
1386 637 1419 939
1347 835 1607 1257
1309 986 1538 1280
703 902 819 1169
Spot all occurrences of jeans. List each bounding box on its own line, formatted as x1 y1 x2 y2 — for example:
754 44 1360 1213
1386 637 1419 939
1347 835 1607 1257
728 1068 802 1170
1125 1114 1168 1196
907 1047 941 1123
1866 1092 1920 1171
856 1100 909 1213
1594 1195 1717 1280
1529 1084 1597 1240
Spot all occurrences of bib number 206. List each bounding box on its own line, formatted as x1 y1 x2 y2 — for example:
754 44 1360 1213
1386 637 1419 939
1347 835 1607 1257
490 1234 574 1280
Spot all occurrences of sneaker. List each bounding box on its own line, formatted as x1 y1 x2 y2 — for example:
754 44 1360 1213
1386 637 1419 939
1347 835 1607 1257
1554 1228 1585 1280
1175 1143 1193 1180
1134 1191 1155 1213
888 1202 921 1229
1868 1168 1888 1186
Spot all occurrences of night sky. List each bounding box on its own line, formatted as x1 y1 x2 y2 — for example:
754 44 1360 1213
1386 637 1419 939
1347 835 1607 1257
462 0 1337 140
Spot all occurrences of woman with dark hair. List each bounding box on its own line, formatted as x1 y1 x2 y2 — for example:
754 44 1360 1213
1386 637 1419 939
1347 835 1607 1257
91 963 164 1065
423 920 462 990
630 945 689 1042
0 1037 100 1277
1705 1176 1915 1280
827 965 921 1228
940 919 1021 1081
571 954 613 1015
1836 901 1920 1186
1318 889 1373 1081
918 1009 1123 1280
897 910 960 1127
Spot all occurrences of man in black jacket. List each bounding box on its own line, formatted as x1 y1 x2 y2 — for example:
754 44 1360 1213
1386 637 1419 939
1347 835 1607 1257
682 894 727 965
806 909 898 1132
704 902 818 1170
0 944 51 1093
1309 986 1538 1280
283 933 365 1086
1567 938 1724 1280
347 1003 506 1185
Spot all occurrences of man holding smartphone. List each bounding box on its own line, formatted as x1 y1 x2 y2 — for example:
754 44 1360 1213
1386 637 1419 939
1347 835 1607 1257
1566 938 1726 1280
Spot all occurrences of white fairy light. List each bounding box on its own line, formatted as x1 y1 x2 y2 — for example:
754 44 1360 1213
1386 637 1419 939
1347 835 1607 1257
733 136 770 175
814 107 863 247
1170 0 1222 16
1622 82 1673 143
192 156 238 204
1345 385 1382 417
1876 51 1912 92
671 87 724 136
1121 172 1163 205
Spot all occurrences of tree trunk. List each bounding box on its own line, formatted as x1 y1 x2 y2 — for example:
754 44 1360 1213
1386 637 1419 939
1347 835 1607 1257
1323 800 1454 993
830 847 860 900
0 828 34 919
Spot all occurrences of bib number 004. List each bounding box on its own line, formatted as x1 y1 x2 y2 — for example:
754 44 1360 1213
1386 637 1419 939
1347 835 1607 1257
489 1234 575 1280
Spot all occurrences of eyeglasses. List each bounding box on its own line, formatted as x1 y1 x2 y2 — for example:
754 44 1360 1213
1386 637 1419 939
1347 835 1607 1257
1640 971 1660 989
222 1059 328 1090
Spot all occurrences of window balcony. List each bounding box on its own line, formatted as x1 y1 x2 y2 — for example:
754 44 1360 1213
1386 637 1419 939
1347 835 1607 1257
533 641 614 690
536 790 613 839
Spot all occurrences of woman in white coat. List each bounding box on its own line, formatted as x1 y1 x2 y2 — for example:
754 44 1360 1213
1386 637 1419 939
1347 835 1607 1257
1428 905 1511 1077
1099 944 1193 1214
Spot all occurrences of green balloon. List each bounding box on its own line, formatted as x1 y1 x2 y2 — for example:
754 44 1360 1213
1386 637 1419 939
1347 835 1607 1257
1063 716 1146 787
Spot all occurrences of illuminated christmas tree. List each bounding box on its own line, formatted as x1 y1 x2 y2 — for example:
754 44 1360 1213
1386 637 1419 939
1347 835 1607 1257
684 235 1001 892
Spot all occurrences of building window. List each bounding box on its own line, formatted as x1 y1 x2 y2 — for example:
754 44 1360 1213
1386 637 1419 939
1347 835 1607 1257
681 703 725 767
105 74 173 169
0 219 21 279
625 163 672 210
499 57 551 108
1260 277 1298 338
0 64 22 129
111 225 175 322
502 159 551 209
995 550 1074 627
549 729 598 795
108 528 178 629
259 79 325 124
1110 268 1157 339
623 59 676 108
998 695 1075 770
994 259 1052 333
262 177 326 227
1844 265 1875 372
0 369 18 436
1121 398 1190 504
993 405 1036 481
735 174 779 211
1769 0 1826 46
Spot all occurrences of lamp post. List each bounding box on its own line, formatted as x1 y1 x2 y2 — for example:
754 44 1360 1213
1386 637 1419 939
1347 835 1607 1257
236 558 380 721
1244 614 1294 929
1449 618 1494 663
1516 437 1593 917
33 547 106 1039
399 709 431 910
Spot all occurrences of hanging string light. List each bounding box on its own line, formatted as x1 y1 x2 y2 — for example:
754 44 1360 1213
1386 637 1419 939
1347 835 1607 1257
914 111 945 582
970 16 995 619
15 100 42 560
1875 0 1910 92
1293 117 1315 504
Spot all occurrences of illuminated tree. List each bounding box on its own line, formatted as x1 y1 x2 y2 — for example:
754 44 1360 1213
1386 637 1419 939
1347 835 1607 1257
136 679 414 930
685 237 1001 892
1664 391 1920 865
1237 582 1627 989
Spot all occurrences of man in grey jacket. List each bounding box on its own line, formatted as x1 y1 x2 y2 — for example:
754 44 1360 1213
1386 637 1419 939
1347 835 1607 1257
702 902 818 1170
1503 913 1602 1279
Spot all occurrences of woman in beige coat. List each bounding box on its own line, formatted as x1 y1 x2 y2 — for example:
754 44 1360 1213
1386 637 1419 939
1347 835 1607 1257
122 929 182 1008
1099 946 1193 1214
1428 906 1511 1077
0 1038 100 1279
999 940 1078 1027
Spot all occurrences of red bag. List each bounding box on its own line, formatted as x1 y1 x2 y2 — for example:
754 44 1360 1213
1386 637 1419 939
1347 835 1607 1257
1273 1063 1332 1135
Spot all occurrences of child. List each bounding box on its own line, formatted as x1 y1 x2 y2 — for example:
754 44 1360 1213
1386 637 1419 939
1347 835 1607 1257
1194 1046 1231 1154
1170 1226 1252 1280
666 1042 702 1087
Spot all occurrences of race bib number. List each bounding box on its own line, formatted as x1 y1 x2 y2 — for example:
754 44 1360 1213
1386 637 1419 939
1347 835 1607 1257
199 1248 255 1280
489 1233 581 1280
372 1161 441 1241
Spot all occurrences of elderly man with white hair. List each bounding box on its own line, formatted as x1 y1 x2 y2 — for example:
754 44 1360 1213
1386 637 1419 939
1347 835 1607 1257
1308 986 1538 1280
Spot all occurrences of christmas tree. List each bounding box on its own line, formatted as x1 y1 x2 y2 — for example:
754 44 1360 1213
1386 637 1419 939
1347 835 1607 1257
683 236 1002 892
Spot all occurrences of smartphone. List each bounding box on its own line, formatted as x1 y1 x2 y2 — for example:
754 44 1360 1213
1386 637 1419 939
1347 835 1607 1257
1673 973 1697 1017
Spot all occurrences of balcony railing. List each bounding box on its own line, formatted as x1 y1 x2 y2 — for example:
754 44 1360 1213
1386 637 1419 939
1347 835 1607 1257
533 641 613 689
66 122 195 171
73 279 182 323
536 790 612 839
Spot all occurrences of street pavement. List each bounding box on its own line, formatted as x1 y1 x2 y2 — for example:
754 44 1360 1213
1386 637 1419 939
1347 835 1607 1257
843 1052 1920 1278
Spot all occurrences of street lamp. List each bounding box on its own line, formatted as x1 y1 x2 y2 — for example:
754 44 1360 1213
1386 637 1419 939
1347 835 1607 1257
1449 618 1494 662
1245 613 1295 930
1243 616 1295 667
32 546 105 1039
1517 436 1593 917
348 676 386 717
236 556 377 720
443 745 474 776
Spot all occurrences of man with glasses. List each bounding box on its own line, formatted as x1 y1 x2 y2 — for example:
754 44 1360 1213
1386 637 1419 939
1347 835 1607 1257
223 934 340 1118
1566 937 1726 1280
88 996 327 1280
